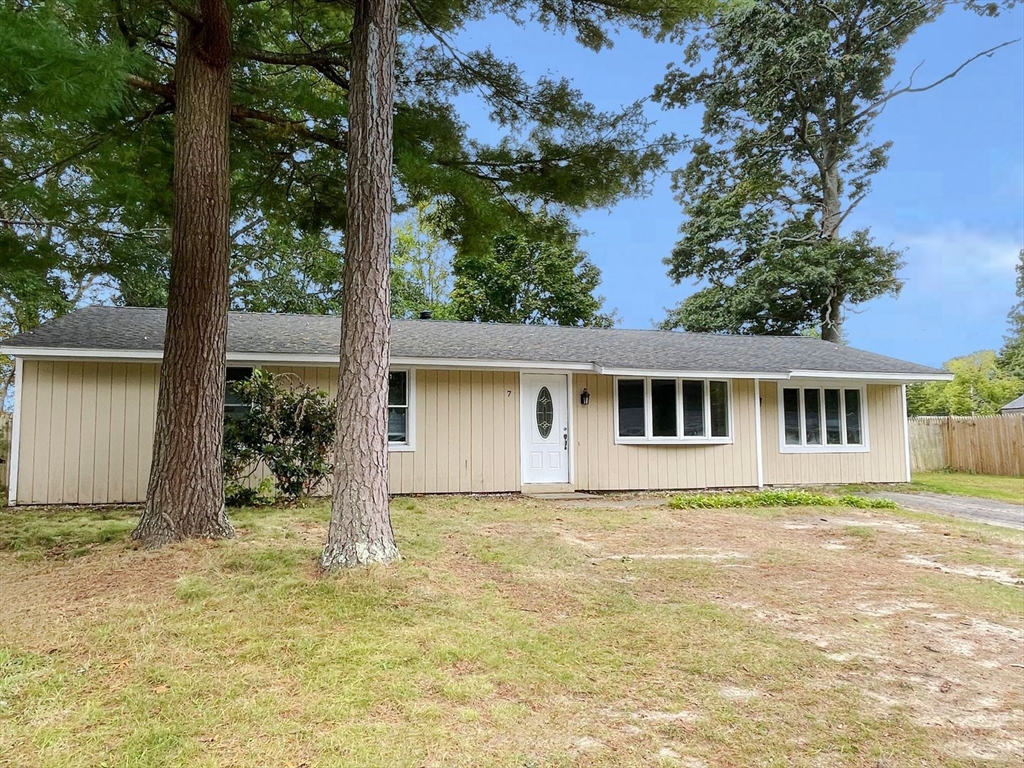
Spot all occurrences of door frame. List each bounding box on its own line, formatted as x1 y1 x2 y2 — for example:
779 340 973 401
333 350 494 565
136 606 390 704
519 371 574 486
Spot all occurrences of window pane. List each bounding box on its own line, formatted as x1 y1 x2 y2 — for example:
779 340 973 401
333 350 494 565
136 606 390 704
536 387 554 439
388 407 407 442
845 390 862 445
224 367 254 421
682 380 705 436
783 388 801 445
804 389 822 445
824 389 842 445
651 380 678 437
709 381 729 437
617 380 645 437
388 371 407 406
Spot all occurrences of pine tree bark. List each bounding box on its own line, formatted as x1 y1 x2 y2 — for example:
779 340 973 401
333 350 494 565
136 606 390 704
819 161 844 343
321 0 401 570
133 1 234 547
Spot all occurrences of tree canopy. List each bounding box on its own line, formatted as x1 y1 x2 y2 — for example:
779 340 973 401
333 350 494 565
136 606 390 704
0 0 692 328
998 248 1024 378
449 221 614 326
907 350 1024 416
655 0 1014 340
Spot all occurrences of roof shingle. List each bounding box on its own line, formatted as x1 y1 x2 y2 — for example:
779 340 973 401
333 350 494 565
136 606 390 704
0 305 946 378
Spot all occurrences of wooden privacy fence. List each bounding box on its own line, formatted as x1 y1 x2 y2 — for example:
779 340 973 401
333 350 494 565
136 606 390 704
0 411 10 496
909 414 1024 477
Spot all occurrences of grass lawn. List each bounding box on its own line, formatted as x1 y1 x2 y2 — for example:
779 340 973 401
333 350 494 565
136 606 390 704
2 496 1023 767
911 471 1024 505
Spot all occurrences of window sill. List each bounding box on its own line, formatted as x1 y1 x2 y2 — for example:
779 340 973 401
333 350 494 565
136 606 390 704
615 437 734 446
779 443 868 454
388 443 415 452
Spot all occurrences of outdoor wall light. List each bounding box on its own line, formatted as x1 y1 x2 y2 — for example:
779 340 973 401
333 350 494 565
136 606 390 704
580 388 590 406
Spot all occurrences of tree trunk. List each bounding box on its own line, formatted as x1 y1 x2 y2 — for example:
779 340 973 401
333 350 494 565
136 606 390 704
819 161 844 343
133 1 234 547
320 0 401 570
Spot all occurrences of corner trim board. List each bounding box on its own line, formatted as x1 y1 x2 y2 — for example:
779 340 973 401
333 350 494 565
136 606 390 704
754 377 763 488
8 357 23 506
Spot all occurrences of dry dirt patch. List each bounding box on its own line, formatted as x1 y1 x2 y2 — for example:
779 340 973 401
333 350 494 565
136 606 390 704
553 504 1024 764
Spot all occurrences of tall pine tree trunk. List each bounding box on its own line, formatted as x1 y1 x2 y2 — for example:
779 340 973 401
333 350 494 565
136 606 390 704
321 0 401 571
819 161 844 343
133 1 233 547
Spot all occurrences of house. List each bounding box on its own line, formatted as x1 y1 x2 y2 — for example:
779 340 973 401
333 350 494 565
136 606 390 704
1000 394 1024 416
0 306 952 506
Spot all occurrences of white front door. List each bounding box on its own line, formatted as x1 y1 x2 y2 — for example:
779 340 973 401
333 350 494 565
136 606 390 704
521 374 570 484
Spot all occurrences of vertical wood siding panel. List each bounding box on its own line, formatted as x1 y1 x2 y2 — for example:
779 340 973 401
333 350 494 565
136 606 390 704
435 371 449 493
458 372 473 490
508 372 520 490
597 376 610 490
447 372 461 491
76 363 98 504
106 366 127 503
135 365 158 500
22 361 46 504
481 372 495 490
92 364 113 504
48 362 69 503
14 362 36 504
470 371 484 491
62 362 84 503
120 365 141 502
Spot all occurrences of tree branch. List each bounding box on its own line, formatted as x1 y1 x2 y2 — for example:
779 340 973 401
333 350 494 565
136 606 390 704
126 75 348 150
848 39 1020 125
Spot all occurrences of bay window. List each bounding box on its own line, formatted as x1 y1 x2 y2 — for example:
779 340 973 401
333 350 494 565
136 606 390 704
616 378 731 443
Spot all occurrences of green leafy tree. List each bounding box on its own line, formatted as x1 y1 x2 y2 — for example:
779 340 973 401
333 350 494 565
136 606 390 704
998 248 1024 378
906 350 1024 416
450 220 614 326
656 0 1016 340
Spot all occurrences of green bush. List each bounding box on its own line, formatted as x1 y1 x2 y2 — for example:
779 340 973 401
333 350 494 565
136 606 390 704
224 371 336 503
668 489 898 510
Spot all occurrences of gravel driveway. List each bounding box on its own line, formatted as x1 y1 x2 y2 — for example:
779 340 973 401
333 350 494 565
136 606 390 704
870 491 1024 530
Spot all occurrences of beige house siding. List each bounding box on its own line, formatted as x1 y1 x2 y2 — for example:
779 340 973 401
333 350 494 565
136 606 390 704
12 360 908 505
760 381 908 485
15 361 520 504
16 360 160 505
265 366 520 494
572 375 760 491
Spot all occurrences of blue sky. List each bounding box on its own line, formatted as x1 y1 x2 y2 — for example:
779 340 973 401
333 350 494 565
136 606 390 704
452 7 1024 368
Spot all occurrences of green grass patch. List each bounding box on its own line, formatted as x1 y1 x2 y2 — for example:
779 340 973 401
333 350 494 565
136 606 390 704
669 489 898 510
0 507 138 555
911 471 1023 504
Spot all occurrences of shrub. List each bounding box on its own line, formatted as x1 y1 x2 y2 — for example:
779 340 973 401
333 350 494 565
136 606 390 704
224 370 336 502
668 490 898 510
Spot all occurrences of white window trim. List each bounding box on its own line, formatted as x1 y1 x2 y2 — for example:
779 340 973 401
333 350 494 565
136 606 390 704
613 376 734 445
388 368 416 452
777 382 869 454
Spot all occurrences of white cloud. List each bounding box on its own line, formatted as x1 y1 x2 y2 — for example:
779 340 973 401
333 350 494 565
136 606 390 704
899 227 1021 277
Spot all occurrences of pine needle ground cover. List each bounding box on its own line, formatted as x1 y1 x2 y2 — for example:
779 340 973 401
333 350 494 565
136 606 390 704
1 496 1022 767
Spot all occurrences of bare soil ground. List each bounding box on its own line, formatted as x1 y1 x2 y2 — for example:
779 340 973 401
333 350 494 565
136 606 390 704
1 496 1022 767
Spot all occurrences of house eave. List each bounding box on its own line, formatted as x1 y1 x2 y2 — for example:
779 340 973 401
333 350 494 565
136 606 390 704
0 346 951 382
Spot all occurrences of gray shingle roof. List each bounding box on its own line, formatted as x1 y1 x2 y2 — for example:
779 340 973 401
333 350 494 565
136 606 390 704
1001 394 1024 412
0 305 947 378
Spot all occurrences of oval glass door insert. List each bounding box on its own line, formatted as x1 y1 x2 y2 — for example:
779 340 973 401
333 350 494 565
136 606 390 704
536 387 554 438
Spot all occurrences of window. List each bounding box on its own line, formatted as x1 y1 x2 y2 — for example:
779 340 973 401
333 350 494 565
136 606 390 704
388 370 411 446
781 385 866 451
616 378 731 443
224 367 254 420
